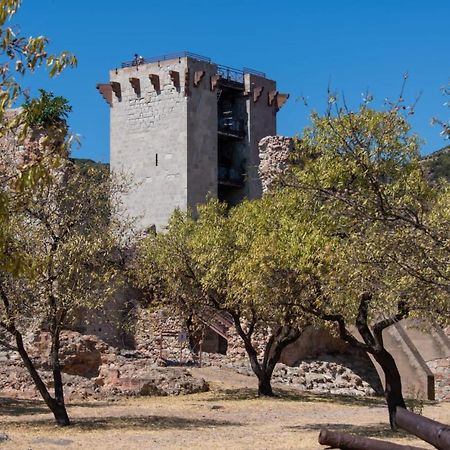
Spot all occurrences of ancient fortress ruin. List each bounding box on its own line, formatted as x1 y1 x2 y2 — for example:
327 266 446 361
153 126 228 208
93 51 450 402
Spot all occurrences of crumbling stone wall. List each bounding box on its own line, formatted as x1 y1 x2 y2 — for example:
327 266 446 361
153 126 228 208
427 357 450 401
132 308 194 363
0 330 208 400
258 135 295 192
0 312 383 398
82 299 383 397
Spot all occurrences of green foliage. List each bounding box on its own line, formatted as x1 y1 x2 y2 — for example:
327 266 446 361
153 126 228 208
23 89 72 128
0 160 128 331
135 197 311 392
135 208 200 319
0 158 131 425
226 192 331 328
0 0 76 132
277 103 449 329
289 108 426 223
136 194 320 330
0 0 76 273
249 100 448 415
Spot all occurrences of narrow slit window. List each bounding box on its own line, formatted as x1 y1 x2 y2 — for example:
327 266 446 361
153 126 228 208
155 153 158 166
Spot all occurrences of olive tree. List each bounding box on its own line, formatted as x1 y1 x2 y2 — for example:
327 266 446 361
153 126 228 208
0 159 129 426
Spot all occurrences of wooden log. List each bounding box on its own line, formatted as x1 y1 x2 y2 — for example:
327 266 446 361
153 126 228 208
396 407 450 450
318 429 426 450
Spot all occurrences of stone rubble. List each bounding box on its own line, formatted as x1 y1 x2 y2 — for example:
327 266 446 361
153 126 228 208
122 309 382 397
4 305 448 402
0 331 208 400
9 312 449 401
0 329 383 400
201 352 381 397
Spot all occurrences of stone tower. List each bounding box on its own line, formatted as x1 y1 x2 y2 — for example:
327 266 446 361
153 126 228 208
97 51 288 230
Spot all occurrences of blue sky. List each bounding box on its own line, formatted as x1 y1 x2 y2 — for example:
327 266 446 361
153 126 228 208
15 0 450 162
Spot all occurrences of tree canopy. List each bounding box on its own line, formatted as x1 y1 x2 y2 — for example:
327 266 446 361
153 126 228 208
135 195 330 395
0 159 130 425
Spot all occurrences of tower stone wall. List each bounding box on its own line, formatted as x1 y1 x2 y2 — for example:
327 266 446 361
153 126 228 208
186 58 218 210
109 57 190 230
244 73 277 199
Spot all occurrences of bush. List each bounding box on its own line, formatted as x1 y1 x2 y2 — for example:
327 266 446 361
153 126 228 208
23 89 72 128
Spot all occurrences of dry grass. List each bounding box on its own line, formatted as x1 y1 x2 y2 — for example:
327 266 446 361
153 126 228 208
0 367 448 449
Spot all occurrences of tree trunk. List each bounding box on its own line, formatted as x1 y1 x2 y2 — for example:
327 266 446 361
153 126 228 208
231 315 301 398
244 349 273 396
372 349 406 430
51 402 70 426
50 329 70 426
352 293 408 430
14 330 70 426
257 370 274 396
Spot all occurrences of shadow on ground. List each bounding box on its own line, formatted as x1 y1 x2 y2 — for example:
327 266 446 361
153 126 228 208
0 397 48 416
207 387 387 408
287 422 411 439
2 414 240 432
0 397 111 417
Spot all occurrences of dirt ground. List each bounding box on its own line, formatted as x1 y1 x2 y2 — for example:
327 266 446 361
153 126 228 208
0 367 449 450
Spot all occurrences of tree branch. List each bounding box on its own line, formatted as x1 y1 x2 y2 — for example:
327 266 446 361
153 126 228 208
231 312 261 377
355 292 376 347
372 299 409 348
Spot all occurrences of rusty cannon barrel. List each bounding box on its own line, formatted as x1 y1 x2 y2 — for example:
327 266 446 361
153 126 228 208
318 429 426 450
395 407 450 450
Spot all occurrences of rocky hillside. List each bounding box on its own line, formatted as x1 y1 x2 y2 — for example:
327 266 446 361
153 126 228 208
421 145 450 181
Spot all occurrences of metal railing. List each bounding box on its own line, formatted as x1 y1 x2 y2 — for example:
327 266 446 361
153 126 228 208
243 67 266 78
121 52 266 80
217 65 267 84
217 65 245 83
121 51 211 68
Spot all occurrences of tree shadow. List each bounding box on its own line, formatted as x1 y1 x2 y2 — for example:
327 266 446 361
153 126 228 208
0 397 49 416
0 397 114 417
207 387 386 408
287 422 411 439
2 414 240 432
